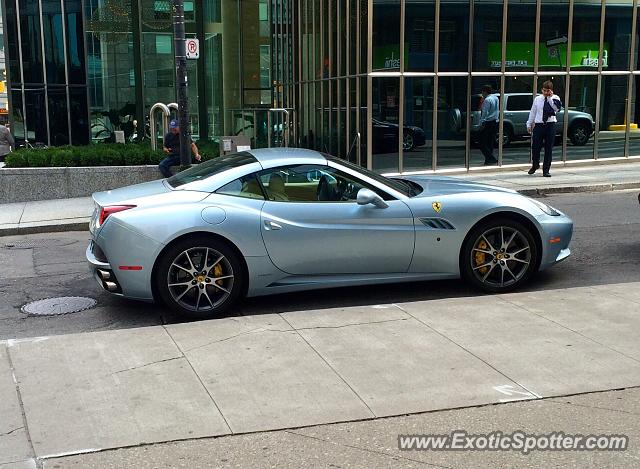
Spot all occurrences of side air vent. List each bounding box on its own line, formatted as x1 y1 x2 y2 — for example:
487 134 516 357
419 217 456 230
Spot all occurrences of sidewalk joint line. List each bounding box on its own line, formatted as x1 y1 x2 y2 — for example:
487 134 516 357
5 346 42 469
161 325 233 434
285 429 454 469
278 313 377 419
394 304 542 399
499 296 640 365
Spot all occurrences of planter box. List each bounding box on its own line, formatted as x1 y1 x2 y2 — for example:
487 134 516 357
0 165 163 203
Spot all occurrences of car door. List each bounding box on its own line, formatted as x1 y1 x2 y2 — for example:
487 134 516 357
259 164 415 275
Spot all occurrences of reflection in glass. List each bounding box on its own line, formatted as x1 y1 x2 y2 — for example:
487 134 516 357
403 77 433 171
540 0 569 72
372 77 400 173
469 76 500 167
19 0 44 83
48 87 69 146
598 75 628 159
70 87 90 145
628 76 640 157
405 1 435 72
439 1 470 72
604 1 633 71
566 75 596 160
571 1 602 72
473 0 503 72
436 76 467 169
502 76 535 165
24 89 48 144
372 1 400 72
505 1 536 72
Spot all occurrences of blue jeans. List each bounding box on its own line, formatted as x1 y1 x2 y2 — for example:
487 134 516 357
159 155 181 178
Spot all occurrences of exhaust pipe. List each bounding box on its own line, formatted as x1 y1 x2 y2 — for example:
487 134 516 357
97 269 111 281
105 281 118 292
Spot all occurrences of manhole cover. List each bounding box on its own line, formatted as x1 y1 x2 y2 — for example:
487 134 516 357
3 239 76 250
21 297 97 316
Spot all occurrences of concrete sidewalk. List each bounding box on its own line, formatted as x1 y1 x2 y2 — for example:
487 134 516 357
2 282 640 466
1 160 639 236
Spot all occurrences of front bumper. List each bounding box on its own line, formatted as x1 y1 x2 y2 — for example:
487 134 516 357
537 213 573 271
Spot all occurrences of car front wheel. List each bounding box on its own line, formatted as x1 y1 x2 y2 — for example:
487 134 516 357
156 236 244 318
461 218 539 293
403 132 415 151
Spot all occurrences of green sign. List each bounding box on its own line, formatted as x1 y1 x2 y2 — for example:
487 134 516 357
488 42 608 69
372 44 409 70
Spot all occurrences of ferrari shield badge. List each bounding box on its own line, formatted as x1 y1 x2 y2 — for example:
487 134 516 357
432 201 442 213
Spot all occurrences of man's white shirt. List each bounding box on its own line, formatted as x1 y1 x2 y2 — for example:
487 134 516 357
527 94 561 128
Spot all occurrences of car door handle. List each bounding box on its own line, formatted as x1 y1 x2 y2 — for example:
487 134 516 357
264 220 282 231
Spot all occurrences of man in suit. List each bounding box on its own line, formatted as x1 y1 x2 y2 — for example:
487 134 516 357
526 80 562 177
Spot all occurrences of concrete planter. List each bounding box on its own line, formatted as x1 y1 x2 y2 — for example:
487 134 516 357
0 165 163 203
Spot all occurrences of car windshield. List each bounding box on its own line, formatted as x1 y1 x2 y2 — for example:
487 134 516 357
167 152 257 188
327 156 416 197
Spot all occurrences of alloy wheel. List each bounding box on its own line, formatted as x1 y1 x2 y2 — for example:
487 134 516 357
167 247 235 313
470 226 532 288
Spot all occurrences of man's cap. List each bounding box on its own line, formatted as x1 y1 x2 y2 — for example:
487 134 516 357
169 119 179 129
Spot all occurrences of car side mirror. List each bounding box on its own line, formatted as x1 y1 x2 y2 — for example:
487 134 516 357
357 188 388 209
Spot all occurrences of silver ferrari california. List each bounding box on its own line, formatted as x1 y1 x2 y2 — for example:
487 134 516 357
87 148 572 318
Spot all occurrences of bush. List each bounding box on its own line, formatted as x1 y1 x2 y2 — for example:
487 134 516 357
3 141 222 168
50 149 76 167
26 150 51 167
4 151 28 168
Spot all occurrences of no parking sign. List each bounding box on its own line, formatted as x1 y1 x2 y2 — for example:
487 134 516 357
186 38 199 59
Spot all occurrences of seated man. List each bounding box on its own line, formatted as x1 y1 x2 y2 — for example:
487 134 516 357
159 120 201 178
267 173 289 201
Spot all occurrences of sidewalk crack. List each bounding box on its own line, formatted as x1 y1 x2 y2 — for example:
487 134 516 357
285 430 454 469
278 314 377 419
111 356 182 375
0 426 24 436
162 325 233 434
499 296 640 365
293 317 409 332
394 304 542 399
181 327 292 353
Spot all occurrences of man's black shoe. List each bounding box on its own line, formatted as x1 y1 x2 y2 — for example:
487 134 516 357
543 172 551 177
484 159 498 165
527 165 539 175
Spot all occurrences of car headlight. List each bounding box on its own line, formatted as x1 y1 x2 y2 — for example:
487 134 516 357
529 198 561 216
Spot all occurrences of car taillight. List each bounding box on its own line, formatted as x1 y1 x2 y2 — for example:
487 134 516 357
98 205 136 226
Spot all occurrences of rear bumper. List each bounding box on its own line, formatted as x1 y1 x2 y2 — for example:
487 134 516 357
86 241 123 295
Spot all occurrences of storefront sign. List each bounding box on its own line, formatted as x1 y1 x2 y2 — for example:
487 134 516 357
488 42 608 69
373 44 409 70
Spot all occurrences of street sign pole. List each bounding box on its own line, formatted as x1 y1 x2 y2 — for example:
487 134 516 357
172 0 191 168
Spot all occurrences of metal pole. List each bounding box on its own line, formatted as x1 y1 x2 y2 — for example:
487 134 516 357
173 0 191 167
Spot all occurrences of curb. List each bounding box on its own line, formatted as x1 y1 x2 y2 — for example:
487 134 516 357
517 182 640 196
0 220 90 237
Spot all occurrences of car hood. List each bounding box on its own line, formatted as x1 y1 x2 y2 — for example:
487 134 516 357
92 179 208 207
395 175 518 197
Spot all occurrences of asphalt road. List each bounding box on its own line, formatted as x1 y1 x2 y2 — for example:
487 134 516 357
0 189 638 339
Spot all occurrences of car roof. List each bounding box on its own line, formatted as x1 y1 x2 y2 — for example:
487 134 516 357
247 147 328 170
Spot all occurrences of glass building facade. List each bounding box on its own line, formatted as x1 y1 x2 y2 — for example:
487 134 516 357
3 0 640 172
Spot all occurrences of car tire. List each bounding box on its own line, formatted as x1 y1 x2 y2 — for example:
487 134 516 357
155 236 245 318
494 126 513 148
461 217 539 293
403 132 415 151
569 121 590 146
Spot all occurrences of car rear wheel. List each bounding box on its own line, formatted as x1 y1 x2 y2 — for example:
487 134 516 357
461 218 538 293
569 121 590 146
156 236 244 318
403 132 415 151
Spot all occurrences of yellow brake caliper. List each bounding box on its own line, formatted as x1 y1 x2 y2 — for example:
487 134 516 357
213 263 224 286
475 240 489 274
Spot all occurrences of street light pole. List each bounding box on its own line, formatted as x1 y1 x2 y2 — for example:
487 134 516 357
172 0 191 167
